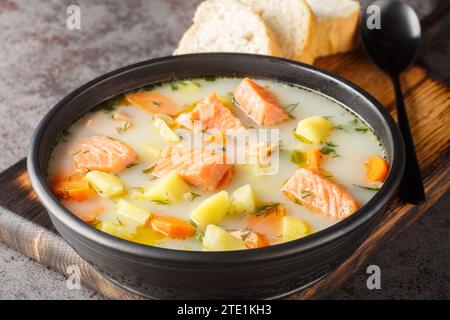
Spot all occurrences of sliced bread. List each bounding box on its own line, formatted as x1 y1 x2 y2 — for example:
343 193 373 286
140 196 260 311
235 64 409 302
174 0 282 57
305 0 360 58
239 0 317 64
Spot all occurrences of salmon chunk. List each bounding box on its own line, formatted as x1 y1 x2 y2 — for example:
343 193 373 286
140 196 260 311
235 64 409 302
73 136 137 174
126 91 179 115
233 78 289 126
152 144 233 191
282 168 360 220
176 92 245 131
62 198 104 223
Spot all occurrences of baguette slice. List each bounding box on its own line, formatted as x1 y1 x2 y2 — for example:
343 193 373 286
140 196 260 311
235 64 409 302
305 0 360 58
239 0 317 64
174 0 282 57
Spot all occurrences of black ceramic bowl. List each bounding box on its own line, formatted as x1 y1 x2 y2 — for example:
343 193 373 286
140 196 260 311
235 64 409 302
28 53 405 299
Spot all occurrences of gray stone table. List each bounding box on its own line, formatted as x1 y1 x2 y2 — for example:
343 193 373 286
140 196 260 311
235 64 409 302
0 0 448 299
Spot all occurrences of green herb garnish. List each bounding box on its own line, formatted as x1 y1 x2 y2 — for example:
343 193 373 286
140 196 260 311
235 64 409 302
116 121 131 133
195 229 204 241
353 184 380 191
241 227 253 241
291 150 306 165
335 119 369 134
301 190 314 199
320 142 339 158
60 129 71 141
189 192 201 201
126 162 138 169
252 202 280 216
293 131 313 144
284 102 300 119
189 220 204 241
151 199 171 205
142 165 155 175
230 95 240 108
203 76 216 82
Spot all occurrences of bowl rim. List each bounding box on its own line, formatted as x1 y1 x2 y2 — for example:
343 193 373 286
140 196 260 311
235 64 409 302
27 53 405 265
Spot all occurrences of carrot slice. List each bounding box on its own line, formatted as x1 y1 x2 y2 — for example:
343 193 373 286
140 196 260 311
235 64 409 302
51 173 94 201
365 156 389 182
150 215 196 239
126 91 179 115
231 228 269 249
306 148 322 169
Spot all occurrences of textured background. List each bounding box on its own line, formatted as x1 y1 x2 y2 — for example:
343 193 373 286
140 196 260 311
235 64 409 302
0 0 448 299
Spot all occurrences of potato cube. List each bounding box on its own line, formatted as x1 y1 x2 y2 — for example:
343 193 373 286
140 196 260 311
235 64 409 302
230 184 256 214
135 144 161 162
203 225 247 251
143 171 191 203
190 191 230 229
152 117 180 142
116 199 151 230
282 216 310 242
85 170 126 198
295 116 333 144
99 221 135 240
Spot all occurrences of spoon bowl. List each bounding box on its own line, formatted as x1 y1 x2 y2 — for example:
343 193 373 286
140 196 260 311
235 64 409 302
361 0 421 76
360 0 426 204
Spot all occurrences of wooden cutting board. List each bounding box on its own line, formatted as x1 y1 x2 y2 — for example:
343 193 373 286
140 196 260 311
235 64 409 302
0 6 449 300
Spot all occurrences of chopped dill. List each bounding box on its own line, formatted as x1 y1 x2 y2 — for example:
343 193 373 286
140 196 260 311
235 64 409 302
301 190 314 199
353 184 380 191
142 165 155 175
195 229 204 241
203 76 216 82
230 95 241 108
151 101 162 107
116 121 131 133
335 119 369 134
284 102 300 119
320 142 339 158
252 202 280 216
241 227 253 241
151 199 171 205
189 192 201 201
355 127 368 133
60 129 71 141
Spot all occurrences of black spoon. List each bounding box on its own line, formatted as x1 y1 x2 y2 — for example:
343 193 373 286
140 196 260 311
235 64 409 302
361 0 426 204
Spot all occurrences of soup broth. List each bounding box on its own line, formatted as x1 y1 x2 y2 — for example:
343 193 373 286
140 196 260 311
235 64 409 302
48 77 388 251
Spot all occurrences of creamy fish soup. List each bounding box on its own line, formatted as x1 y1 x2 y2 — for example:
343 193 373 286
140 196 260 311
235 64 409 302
48 77 389 251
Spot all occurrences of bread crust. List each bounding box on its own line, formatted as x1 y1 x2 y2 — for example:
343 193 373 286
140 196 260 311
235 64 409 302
173 0 282 57
309 1 360 58
291 3 318 64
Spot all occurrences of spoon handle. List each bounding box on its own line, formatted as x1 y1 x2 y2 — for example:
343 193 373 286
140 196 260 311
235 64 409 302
391 76 426 204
